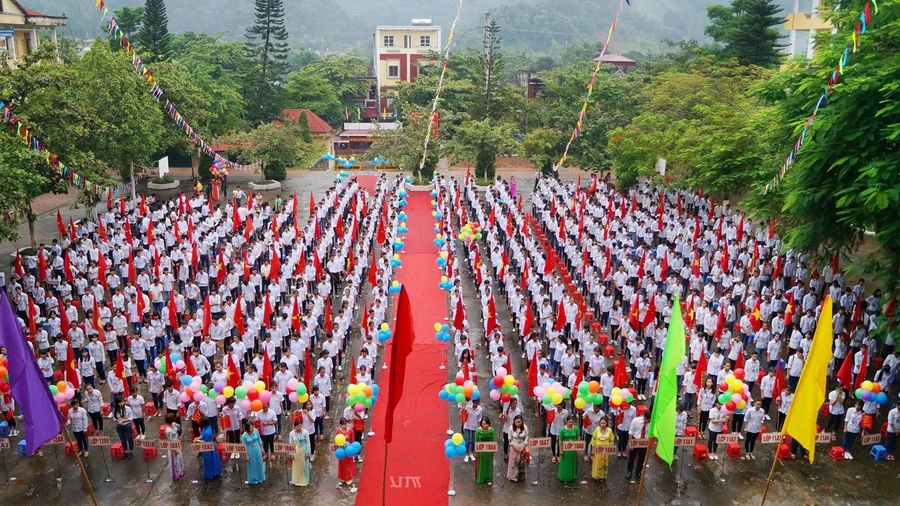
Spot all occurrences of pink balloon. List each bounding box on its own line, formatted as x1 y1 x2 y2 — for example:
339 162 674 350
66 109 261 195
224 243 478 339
215 395 227 406
463 380 474 388
242 380 254 390
258 390 272 403
289 392 299 402
179 392 191 402
193 392 204 402
354 403 365 412
489 390 501 401
54 393 66 403
176 360 186 370
239 399 252 411
65 389 76 399
287 378 299 390
497 367 508 377
533 387 546 397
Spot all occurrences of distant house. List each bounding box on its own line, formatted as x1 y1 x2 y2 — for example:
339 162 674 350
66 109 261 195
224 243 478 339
593 54 637 73
331 122 400 170
0 0 68 65
275 109 333 136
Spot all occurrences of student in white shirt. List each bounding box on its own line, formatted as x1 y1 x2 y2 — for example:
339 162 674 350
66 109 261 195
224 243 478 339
706 401 730 458
743 400 765 459
462 398 483 462
842 400 865 459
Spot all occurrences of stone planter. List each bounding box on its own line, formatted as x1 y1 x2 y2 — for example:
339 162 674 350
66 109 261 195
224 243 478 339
407 184 432 191
147 180 180 191
249 180 282 191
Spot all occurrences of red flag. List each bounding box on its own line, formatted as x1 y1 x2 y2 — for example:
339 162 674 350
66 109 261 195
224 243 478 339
295 252 307 277
96 252 108 289
226 352 240 389
146 218 155 245
291 297 302 333
136 290 146 325
628 295 640 330
202 295 211 335
522 300 535 338
368 253 377 287
384 287 416 443
246 188 253 210
115 350 126 382
768 218 776 240
127 251 136 283
453 296 466 331
528 349 539 395
462 360 471 382
720 243 729 274
588 175 597 194
714 308 725 340
269 248 281 281
64 335 79 389
243 216 255 240
233 299 245 335
603 251 612 280
37 248 47 282
56 211 66 237
167 291 178 330
14 250 24 279
641 294 656 330
120 197 126 215
748 298 762 332
165 346 177 384
836 352 853 390
773 255 783 279
554 298 567 332
216 249 226 285
853 347 869 391
659 251 669 278
292 190 298 219
263 293 273 326
486 296 498 335
676 195 683 217
543 252 556 276
735 215 744 244
309 192 315 218
123 220 132 245
614 352 629 387
324 297 333 334
68 217 77 242
694 352 707 389
489 206 496 227
184 348 197 377
232 197 241 232
262 348 273 388
773 361 786 400
465 166 471 186
784 294 796 326
190 243 198 272
140 194 147 216
734 345 745 370
505 352 512 375
97 220 108 242
636 250 646 278
91 296 103 334
313 250 322 278
304 349 313 388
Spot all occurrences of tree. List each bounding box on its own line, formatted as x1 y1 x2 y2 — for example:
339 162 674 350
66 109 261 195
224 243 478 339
705 0 785 68
245 0 290 123
293 54 368 101
523 127 565 175
370 119 439 182
445 119 520 180
106 6 143 54
284 73 342 121
224 122 310 181
474 18 506 120
137 0 171 63
748 0 900 300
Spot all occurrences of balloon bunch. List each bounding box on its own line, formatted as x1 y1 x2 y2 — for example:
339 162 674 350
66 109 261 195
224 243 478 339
372 156 389 166
457 222 483 243
0 358 9 396
717 369 749 411
609 387 635 408
403 176 412 184
49 380 77 403
439 377 480 404
392 237 405 251
345 383 379 411
434 322 452 342
438 275 452 290
574 380 604 410
436 251 449 269
433 234 446 247
488 369 520 402
444 433 467 459
209 162 228 179
398 221 409 234
857 380 889 405
210 379 273 413
155 352 188 374
399 189 408 199
377 322 393 342
321 154 356 169
285 378 309 404
181 374 217 403
430 200 443 220
533 379 571 406
388 280 402 294
390 254 402 269
334 433 362 459
430 189 438 198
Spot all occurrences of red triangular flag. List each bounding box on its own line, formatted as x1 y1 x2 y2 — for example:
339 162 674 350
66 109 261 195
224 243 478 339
384 287 416 443
262 347 273 389
836 352 853 390
853 347 869 391
226 352 240 389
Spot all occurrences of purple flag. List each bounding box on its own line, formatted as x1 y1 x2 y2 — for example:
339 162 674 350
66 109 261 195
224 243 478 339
0 291 62 455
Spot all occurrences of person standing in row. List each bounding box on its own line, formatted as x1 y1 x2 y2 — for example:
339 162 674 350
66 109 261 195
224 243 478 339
590 418 615 481
67 399 90 457
290 420 312 487
506 415 528 482
557 415 579 483
475 418 495 485
242 421 266 485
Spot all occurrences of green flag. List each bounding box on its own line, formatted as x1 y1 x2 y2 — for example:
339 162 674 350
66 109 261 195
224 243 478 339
649 295 685 466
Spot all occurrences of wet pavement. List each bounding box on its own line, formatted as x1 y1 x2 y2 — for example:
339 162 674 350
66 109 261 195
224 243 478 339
1 170 897 506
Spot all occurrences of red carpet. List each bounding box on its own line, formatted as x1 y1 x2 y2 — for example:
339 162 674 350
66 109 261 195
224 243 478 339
356 192 449 506
356 175 377 194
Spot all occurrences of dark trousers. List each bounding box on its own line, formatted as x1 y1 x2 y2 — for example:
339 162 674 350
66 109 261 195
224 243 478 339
745 432 758 453
133 417 146 435
116 423 134 452
616 429 629 452
626 448 647 476
89 411 103 431
262 433 275 454
74 431 89 452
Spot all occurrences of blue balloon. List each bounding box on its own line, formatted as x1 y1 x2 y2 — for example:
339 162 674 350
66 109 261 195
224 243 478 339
445 446 457 458
441 324 449 332
372 385 379 395
435 212 443 220
439 390 448 400
170 353 181 363
454 444 466 457
181 375 193 386
471 389 480 400
335 448 346 459
445 438 455 448
877 392 889 405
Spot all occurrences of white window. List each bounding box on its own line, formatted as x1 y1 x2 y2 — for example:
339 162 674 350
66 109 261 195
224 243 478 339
403 35 411 49
383 35 394 47
388 64 400 78
420 35 431 48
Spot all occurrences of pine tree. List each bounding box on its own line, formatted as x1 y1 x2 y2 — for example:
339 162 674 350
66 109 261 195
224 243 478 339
137 0 171 63
705 0 785 68
245 0 291 123
475 18 505 120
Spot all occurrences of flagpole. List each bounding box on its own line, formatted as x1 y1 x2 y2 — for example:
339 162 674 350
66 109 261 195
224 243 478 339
62 426 99 506
635 437 656 506
759 434 784 506
381 441 390 506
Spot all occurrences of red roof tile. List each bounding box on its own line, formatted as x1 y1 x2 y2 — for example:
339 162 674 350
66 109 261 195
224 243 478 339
279 109 332 133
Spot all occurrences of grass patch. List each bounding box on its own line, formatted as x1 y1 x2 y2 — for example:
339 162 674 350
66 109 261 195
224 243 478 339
150 175 175 184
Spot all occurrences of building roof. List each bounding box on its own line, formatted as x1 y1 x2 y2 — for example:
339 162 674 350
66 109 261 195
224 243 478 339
593 54 637 66
277 109 333 133
10 1 68 22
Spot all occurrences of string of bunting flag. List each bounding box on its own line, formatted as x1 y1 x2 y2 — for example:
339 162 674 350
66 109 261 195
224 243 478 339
92 0 260 171
0 101 134 198
554 0 630 171
418 0 465 173
763 1 877 195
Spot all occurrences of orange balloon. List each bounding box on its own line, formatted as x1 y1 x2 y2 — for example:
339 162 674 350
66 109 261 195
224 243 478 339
463 386 474 397
872 383 882 394
251 399 264 412
362 385 374 397
588 381 600 394
185 387 193 397
0 366 7 378
56 381 67 393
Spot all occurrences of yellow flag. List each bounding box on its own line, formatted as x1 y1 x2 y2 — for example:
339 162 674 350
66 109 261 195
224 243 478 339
781 296 833 463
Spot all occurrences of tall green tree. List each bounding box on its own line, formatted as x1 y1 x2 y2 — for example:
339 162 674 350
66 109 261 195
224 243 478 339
137 0 171 63
245 0 290 123
445 118 520 180
370 118 440 182
475 18 506 120
224 122 310 181
284 73 343 120
705 0 785 68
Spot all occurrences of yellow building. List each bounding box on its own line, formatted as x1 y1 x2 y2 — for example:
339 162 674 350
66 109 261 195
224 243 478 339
0 0 67 64
784 0 833 59
374 19 441 111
